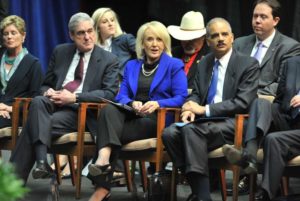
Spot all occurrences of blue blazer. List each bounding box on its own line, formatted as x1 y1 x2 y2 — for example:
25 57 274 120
116 52 188 109
116 52 188 126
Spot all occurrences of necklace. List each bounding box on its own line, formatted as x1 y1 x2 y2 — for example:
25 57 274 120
142 64 159 77
4 54 16 65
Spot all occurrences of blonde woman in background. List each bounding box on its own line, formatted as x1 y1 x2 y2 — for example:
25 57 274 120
92 7 136 79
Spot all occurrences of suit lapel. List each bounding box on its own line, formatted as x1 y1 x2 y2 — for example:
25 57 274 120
201 55 215 104
82 46 101 92
223 51 237 100
260 31 280 68
295 61 300 93
149 53 168 94
128 60 142 96
57 46 76 89
242 35 256 56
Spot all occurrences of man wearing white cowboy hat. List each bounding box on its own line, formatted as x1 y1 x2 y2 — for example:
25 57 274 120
168 11 208 89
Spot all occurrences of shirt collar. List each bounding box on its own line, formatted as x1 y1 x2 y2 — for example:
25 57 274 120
216 48 233 67
76 48 93 58
255 29 276 48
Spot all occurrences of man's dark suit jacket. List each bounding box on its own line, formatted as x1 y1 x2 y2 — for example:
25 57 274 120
274 55 300 116
41 43 119 136
188 49 259 117
172 45 208 88
234 30 300 96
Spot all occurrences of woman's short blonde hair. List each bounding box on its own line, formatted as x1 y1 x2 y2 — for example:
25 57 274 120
136 21 171 60
92 7 123 44
0 15 26 35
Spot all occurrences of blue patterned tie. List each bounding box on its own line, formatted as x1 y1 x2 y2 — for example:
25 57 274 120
253 42 264 64
207 60 219 104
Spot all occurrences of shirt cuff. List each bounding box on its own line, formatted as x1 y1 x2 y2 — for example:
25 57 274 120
205 105 210 117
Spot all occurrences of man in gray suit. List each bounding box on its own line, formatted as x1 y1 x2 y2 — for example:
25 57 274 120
234 0 300 97
10 12 119 182
162 18 259 201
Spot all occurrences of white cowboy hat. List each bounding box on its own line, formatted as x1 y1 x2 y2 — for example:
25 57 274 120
167 11 206 41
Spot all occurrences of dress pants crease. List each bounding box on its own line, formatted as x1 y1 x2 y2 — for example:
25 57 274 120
244 98 291 143
27 96 56 146
96 104 157 153
10 96 78 182
163 119 235 175
262 131 300 199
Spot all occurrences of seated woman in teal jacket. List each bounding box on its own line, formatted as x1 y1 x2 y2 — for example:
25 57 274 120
87 21 188 201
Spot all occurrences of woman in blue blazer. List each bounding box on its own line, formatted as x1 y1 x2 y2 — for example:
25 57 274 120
92 8 136 79
87 21 188 201
0 15 43 128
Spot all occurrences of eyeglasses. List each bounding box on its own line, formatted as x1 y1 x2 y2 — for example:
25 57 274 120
75 28 94 37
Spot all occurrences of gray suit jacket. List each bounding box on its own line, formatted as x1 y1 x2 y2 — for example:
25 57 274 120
188 49 259 117
234 30 300 96
41 43 119 135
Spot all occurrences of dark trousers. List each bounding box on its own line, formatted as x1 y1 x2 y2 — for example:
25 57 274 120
244 98 291 143
162 118 235 176
0 116 11 128
96 103 157 165
262 130 300 199
10 96 78 182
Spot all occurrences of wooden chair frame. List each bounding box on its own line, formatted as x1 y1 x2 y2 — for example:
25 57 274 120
0 98 31 153
119 108 181 201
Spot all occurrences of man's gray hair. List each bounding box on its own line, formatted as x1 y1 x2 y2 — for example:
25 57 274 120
68 12 94 33
206 17 232 37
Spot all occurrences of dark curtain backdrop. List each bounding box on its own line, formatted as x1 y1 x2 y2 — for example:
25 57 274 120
5 0 300 72
9 0 80 73
83 0 300 47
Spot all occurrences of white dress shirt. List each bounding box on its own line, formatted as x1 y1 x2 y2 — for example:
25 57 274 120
205 48 233 116
250 29 276 64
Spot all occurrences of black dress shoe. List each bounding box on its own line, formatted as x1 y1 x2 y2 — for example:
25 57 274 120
32 160 54 179
186 194 197 201
226 176 249 196
255 189 271 201
222 145 257 174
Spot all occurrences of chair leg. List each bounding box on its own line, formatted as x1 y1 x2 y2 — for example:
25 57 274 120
219 169 227 201
249 173 257 201
53 154 62 185
281 176 289 196
232 166 240 201
69 155 76 186
123 160 133 192
139 161 147 192
75 154 82 199
170 166 177 201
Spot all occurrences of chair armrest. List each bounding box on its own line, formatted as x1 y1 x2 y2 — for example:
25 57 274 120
76 102 107 143
234 114 249 149
155 107 181 170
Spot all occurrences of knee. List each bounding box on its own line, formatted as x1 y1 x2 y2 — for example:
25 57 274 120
264 132 281 145
30 96 49 108
162 125 177 143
